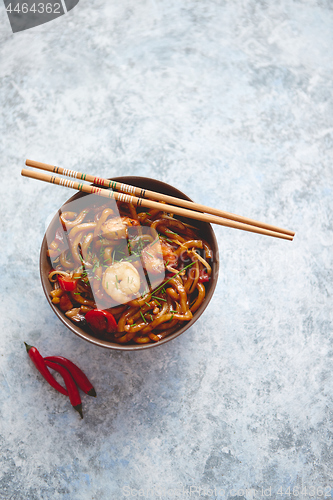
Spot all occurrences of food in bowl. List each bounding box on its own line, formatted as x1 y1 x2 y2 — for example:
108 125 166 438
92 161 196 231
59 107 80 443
45 187 215 345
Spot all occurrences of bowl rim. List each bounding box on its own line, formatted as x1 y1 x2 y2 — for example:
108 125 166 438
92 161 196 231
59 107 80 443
40 176 219 350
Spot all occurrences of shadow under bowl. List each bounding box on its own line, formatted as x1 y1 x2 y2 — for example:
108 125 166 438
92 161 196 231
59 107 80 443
40 176 219 350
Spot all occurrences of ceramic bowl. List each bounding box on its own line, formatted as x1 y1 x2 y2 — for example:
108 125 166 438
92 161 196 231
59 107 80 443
40 176 219 350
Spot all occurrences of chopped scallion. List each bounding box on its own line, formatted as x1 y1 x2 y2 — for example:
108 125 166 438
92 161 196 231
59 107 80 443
152 295 166 302
140 311 147 323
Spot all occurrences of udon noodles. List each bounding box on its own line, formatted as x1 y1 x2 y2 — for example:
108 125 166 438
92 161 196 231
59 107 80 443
46 194 213 344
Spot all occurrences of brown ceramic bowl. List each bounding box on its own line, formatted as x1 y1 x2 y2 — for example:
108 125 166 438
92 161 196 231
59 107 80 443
40 177 219 350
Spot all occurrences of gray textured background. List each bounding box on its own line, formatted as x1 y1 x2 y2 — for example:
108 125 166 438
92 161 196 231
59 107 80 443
1 1 333 499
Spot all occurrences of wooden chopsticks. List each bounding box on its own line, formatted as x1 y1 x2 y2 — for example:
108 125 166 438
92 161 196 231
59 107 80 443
22 160 295 241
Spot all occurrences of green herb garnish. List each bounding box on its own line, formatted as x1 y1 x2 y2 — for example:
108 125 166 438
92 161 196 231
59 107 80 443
152 262 195 296
152 295 166 302
140 311 147 323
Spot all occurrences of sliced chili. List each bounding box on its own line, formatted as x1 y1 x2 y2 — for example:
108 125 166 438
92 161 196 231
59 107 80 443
45 360 83 419
85 309 117 335
44 356 96 397
198 270 210 283
165 270 178 279
24 342 68 396
58 275 77 292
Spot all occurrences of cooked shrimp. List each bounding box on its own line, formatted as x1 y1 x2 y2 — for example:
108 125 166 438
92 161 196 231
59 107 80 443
102 261 141 304
142 242 165 275
160 240 178 266
101 216 139 240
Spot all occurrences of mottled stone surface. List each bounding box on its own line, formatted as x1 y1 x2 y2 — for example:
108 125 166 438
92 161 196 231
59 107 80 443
1 1 333 499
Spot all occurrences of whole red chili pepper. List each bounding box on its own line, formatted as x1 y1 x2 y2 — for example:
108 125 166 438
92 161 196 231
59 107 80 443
45 360 83 419
24 342 68 396
44 356 96 397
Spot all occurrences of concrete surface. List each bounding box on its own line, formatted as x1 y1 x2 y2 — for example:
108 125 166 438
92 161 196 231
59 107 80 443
0 1 333 499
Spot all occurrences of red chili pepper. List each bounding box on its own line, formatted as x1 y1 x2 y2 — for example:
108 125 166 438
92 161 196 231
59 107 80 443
24 342 68 397
58 275 77 292
165 270 178 278
198 270 210 283
85 309 117 335
44 360 83 419
44 356 96 397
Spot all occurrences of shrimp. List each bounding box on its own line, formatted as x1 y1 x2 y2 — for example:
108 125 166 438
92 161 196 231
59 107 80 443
142 242 164 275
142 239 178 275
101 217 139 240
102 261 141 304
160 240 178 267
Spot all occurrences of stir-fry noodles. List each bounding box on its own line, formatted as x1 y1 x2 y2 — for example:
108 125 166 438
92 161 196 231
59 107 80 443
47 196 214 344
